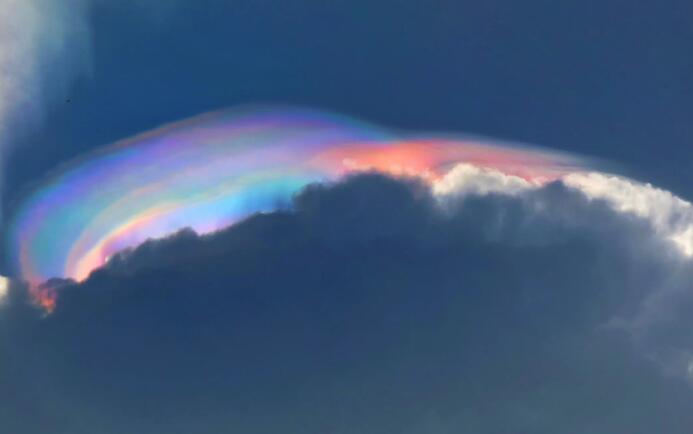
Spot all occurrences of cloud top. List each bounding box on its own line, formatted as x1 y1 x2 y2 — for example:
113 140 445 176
4 174 693 433
8 106 583 301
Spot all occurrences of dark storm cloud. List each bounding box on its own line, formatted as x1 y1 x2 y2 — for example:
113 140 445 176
2 174 693 433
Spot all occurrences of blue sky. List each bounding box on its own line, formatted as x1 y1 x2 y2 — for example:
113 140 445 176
3 1 693 433
7 0 693 199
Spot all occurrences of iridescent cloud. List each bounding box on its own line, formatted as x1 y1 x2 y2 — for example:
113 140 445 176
8 107 585 310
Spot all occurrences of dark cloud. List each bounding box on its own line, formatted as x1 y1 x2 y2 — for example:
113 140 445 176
3 174 693 433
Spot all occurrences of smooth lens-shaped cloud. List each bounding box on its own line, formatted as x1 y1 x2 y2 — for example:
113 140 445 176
8 107 584 290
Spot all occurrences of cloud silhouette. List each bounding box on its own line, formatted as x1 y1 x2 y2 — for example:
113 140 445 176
3 173 693 433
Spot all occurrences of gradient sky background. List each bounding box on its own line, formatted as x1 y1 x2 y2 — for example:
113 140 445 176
3 1 693 433
6 0 693 203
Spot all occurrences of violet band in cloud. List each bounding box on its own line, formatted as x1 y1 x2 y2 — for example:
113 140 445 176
7 106 585 310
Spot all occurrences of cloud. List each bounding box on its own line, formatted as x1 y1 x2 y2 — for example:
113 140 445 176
434 167 693 377
435 166 693 259
4 173 693 433
0 0 191 149
0 275 7 304
564 172 693 256
433 163 535 197
0 0 91 144
0 0 183 222
0 0 91 232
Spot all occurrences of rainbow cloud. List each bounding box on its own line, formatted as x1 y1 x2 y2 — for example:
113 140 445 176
8 107 585 311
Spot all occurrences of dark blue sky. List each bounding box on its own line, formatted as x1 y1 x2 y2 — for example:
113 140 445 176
4 2 693 433
7 0 693 205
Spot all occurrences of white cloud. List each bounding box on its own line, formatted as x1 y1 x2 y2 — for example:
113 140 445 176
563 172 693 257
433 163 693 381
434 164 693 259
433 163 536 197
0 0 91 223
0 275 8 304
0 0 91 144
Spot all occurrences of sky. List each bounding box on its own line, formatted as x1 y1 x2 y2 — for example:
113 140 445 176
2 1 693 433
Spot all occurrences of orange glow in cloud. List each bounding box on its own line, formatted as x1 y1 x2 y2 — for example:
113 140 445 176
313 140 576 183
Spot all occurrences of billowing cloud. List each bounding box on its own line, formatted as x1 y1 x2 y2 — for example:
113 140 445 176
9 106 693 361
435 165 693 256
433 163 535 197
3 174 693 433
564 172 693 256
4 2 691 432
7 107 583 295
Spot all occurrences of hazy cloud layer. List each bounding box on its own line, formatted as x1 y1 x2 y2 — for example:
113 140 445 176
2 174 693 433
0 0 91 144
0 0 182 145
